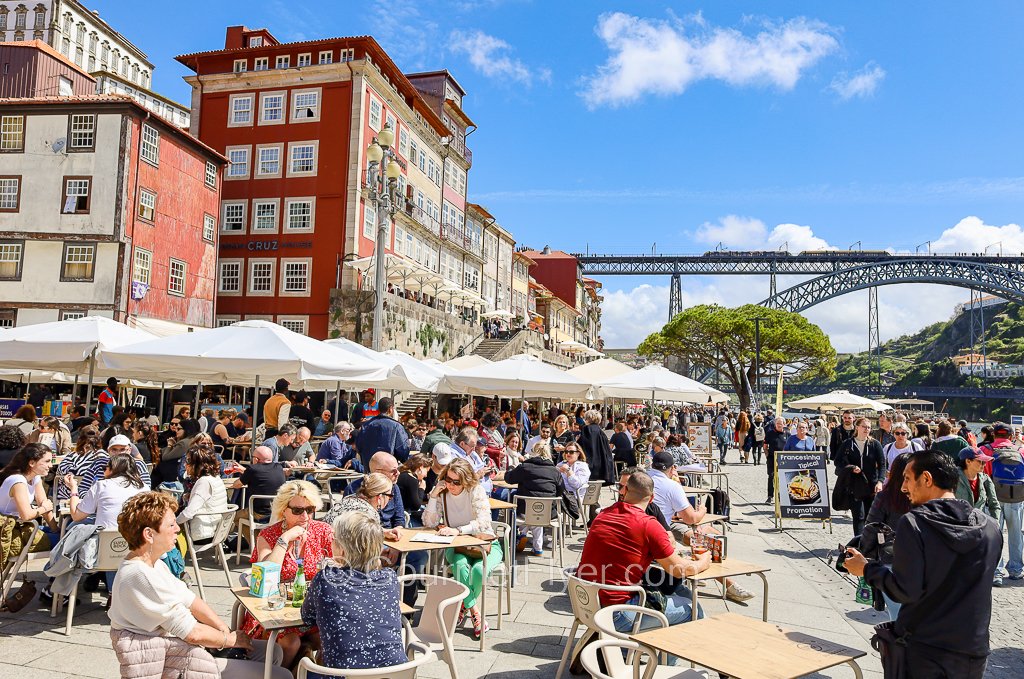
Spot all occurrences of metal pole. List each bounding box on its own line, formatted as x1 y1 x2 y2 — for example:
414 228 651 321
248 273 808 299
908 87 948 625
159 382 166 424
371 198 387 350
85 346 97 415
72 374 79 407
334 382 342 423
194 381 202 417
251 376 260 457
24 372 31 400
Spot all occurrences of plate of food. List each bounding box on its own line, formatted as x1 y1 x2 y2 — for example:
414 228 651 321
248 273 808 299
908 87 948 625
787 472 820 504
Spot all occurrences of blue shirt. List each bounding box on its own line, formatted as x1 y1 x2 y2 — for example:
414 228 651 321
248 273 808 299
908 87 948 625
784 435 817 451
344 477 405 528
316 435 363 472
355 416 410 468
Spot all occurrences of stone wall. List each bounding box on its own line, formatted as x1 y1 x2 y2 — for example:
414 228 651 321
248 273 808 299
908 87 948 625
328 288 479 360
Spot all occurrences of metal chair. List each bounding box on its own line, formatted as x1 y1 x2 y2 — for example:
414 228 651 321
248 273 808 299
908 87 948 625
555 567 646 679
183 505 238 599
580 639 708 679
297 640 433 679
235 494 275 565
516 495 564 568
60 529 130 635
397 573 469 679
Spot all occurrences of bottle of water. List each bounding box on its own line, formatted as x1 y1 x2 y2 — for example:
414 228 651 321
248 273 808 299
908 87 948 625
855 576 872 605
291 560 306 608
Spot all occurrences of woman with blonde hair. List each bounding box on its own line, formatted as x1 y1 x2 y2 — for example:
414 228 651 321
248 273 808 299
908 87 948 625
423 458 501 639
242 480 333 667
551 414 574 454
323 472 393 527
734 412 751 463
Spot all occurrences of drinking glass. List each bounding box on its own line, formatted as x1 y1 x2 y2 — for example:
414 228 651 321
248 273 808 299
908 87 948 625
264 582 287 611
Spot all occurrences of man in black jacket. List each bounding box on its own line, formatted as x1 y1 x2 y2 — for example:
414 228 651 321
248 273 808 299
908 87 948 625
829 410 856 463
845 449 1001 679
764 417 789 504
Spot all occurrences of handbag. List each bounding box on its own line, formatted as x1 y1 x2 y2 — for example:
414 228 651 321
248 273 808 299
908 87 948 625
2 578 37 613
442 494 492 558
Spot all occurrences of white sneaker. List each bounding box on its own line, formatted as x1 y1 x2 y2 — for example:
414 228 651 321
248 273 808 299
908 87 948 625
726 584 755 602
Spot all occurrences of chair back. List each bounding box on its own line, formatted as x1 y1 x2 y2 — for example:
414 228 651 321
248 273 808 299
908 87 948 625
398 573 469 645
491 521 512 571
188 505 239 552
563 568 645 631
518 496 560 527
247 493 277 522
296 641 433 679
581 639 697 679
580 481 603 507
592 604 667 641
95 530 131 571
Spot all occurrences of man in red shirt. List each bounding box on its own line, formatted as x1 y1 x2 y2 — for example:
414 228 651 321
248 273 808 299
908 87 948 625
577 470 710 633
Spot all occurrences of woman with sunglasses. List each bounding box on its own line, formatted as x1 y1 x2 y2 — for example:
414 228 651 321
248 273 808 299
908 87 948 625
244 480 333 668
882 424 921 468
557 443 591 499
423 458 501 639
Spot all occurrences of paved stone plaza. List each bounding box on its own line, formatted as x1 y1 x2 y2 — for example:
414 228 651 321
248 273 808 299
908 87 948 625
1 458 1022 678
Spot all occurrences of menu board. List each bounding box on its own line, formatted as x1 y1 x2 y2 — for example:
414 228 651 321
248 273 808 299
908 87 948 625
687 422 713 457
775 451 831 519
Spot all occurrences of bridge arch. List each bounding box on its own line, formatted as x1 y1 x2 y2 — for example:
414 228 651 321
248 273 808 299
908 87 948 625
761 258 1024 312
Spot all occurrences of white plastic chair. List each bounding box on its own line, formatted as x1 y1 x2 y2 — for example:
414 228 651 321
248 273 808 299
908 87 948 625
0 519 44 601
60 529 130 635
483 521 513 635
297 640 433 679
183 505 238 599
397 573 469 679
555 567 646 679
517 495 564 568
236 494 275 565
578 481 604 534
580 639 708 679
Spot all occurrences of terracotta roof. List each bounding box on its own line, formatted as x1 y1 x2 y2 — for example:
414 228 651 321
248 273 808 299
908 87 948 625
521 249 577 260
4 40 95 81
444 98 475 128
175 35 370 60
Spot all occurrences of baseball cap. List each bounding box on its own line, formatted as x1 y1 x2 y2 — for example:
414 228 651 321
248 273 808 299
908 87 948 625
959 446 994 463
432 442 453 466
651 451 675 471
108 434 132 449
992 422 1012 438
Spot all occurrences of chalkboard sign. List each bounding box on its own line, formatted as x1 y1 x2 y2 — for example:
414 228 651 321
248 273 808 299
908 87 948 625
775 451 831 520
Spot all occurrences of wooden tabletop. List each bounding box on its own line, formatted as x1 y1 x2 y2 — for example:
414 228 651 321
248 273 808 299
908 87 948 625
489 498 516 510
632 612 864 679
682 486 713 494
687 558 771 582
232 587 414 627
687 513 728 527
492 480 518 490
384 527 490 553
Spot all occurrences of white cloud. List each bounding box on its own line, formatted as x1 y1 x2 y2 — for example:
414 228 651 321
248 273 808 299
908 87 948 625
931 216 1024 255
829 61 886 100
449 30 548 86
581 13 839 108
693 215 833 252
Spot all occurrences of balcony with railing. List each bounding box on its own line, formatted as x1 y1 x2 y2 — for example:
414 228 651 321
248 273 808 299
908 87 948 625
400 199 441 238
447 137 473 166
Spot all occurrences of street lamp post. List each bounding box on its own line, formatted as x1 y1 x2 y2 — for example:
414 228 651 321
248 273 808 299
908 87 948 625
753 316 767 412
365 124 402 351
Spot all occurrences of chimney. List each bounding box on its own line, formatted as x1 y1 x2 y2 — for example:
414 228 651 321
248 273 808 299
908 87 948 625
542 245 551 255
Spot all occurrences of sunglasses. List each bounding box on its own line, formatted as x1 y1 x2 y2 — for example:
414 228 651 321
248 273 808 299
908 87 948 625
375 492 394 500
288 505 317 516
894 431 909 436
564 449 579 454
445 477 463 486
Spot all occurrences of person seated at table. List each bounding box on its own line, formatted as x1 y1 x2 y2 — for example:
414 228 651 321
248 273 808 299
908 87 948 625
326 453 405 534
0 425 26 469
313 410 334 438
407 420 426 453
244 480 333 668
397 454 430 526
26 416 72 455
78 434 151 497
6 404 37 435
109 492 288 679
233 446 288 521
262 423 297 464
506 442 564 556
280 427 313 466
665 434 698 468
525 422 554 460
154 419 201 488
324 472 393 530
130 420 160 464
610 421 636 468
577 469 710 641
557 441 592 500
177 444 229 543
449 428 495 496
53 431 101 500
0 443 56 559
301 511 406 677
503 430 525 470
422 457 503 639
209 409 235 448
551 414 576 454
316 422 359 469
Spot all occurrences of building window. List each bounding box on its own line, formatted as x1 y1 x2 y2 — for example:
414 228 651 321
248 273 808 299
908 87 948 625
278 317 307 334
340 48 354 63
229 94 253 125
275 55 289 69
369 98 382 130
249 36 263 47
284 198 314 231
62 177 91 214
291 89 320 122
362 202 376 238
0 240 23 280
0 309 15 327
0 115 24 152
226 147 250 179
33 8 44 29
248 259 275 295
281 259 310 295
256 145 281 177
218 260 241 293
259 92 284 124
132 247 151 286
216 316 239 327
297 53 311 67
205 161 217 189
138 188 156 221
203 213 216 241
288 142 317 176
318 50 333 64
141 124 159 166
168 259 186 296
254 57 268 71
398 128 409 158
61 242 95 281
222 202 246 232
15 8 26 29
0 177 20 211
233 59 247 73
252 200 278 232
59 310 86 321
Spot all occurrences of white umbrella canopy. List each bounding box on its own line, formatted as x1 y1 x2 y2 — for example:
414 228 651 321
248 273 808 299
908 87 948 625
481 310 514 319
567 357 635 382
319 339 439 392
0 316 158 373
595 364 729 403
443 355 492 371
100 320 390 386
787 390 890 412
439 353 593 398
381 350 444 392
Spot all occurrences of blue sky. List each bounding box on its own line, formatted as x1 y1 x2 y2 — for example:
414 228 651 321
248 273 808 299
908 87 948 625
97 1 1024 352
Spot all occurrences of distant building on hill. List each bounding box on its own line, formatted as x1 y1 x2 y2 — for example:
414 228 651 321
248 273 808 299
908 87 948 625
952 352 1024 378
603 349 650 369
953 294 1005 318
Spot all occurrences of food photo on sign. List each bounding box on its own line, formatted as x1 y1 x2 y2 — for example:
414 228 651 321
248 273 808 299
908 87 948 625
776 452 831 519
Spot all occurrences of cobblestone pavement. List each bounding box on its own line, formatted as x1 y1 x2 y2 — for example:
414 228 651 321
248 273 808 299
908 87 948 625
718 446 1024 679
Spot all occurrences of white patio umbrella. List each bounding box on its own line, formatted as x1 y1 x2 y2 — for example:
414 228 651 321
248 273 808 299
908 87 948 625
595 364 729 404
567 357 635 382
786 390 890 412
440 353 593 399
481 310 514 319
321 339 440 392
382 350 444 392
443 355 492 371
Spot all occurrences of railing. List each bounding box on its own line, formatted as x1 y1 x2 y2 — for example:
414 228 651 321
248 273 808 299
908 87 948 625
447 137 472 165
402 201 441 237
454 332 487 358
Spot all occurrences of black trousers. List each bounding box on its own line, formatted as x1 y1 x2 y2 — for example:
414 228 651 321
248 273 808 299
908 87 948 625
850 497 871 536
905 643 987 679
765 450 776 498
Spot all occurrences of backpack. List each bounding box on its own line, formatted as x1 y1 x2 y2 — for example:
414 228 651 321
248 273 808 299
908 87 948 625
709 488 731 518
986 442 1024 503
754 425 765 442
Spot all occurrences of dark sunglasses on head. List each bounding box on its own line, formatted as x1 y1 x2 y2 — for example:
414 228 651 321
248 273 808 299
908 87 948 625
288 505 316 516
445 476 463 486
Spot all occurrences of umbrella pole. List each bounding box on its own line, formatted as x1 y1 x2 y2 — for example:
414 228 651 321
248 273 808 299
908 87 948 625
86 346 97 415
72 374 79 407
251 376 261 457
194 382 202 418
159 383 166 424
24 372 31 400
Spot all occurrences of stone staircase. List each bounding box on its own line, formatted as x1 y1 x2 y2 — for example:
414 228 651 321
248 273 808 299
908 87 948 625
473 339 508 359
396 391 431 417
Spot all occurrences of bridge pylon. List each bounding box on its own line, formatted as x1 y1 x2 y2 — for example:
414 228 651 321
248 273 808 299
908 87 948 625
668 273 682 321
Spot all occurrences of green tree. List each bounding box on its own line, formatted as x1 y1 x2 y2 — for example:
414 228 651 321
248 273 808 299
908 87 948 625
638 304 837 410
